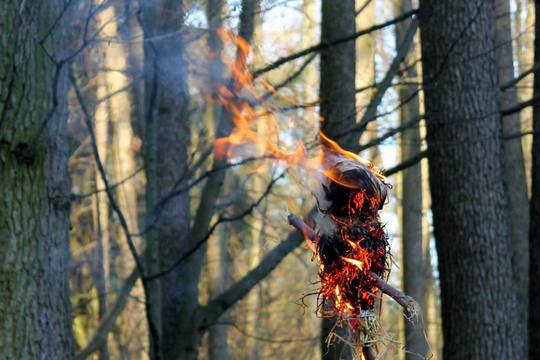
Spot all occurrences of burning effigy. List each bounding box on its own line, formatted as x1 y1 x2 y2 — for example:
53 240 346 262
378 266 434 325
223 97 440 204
286 131 420 359
289 133 419 359
210 28 420 360
316 130 390 315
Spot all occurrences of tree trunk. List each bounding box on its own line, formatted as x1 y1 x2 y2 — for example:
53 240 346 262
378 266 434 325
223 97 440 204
89 7 113 353
357 0 379 164
516 0 535 191
240 1 264 358
301 0 318 126
205 1 231 360
207 224 231 360
319 0 357 152
94 3 145 357
140 1 191 359
529 2 540 358
93 44 112 360
394 0 428 358
494 0 529 352
421 161 442 359
0 1 74 358
419 1 525 358
319 1 356 359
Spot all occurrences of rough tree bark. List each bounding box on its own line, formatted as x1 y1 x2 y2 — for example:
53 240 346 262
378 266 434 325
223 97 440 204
529 1 540 358
0 1 74 358
319 1 356 359
419 1 525 358
394 0 428 358
319 0 357 152
494 0 529 351
140 1 191 359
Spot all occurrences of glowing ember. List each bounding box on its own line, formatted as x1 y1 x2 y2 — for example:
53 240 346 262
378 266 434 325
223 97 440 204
341 257 364 270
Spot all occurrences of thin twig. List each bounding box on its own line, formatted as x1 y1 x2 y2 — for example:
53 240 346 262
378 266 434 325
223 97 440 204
253 9 418 77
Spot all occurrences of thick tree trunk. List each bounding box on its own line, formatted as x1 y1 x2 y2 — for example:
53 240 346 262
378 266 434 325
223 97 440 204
319 0 357 152
0 1 74 358
394 0 428 358
419 1 525 358
140 1 191 359
494 0 529 351
529 2 540 358
319 1 356 359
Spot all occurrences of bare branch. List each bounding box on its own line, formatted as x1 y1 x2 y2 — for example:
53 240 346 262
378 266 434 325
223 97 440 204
253 9 418 77
72 166 144 200
501 63 540 91
501 94 540 117
503 130 540 140
199 226 305 329
356 17 419 132
136 155 270 237
357 115 424 152
384 150 427 176
70 69 145 290
261 53 318 101
355 0 373 17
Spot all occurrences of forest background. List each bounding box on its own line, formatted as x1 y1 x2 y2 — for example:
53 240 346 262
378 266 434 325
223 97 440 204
2 0 540 359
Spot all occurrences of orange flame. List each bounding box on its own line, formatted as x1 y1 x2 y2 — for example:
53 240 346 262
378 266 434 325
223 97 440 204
210 28 305 168
319 130 386 189
341 257 364 270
